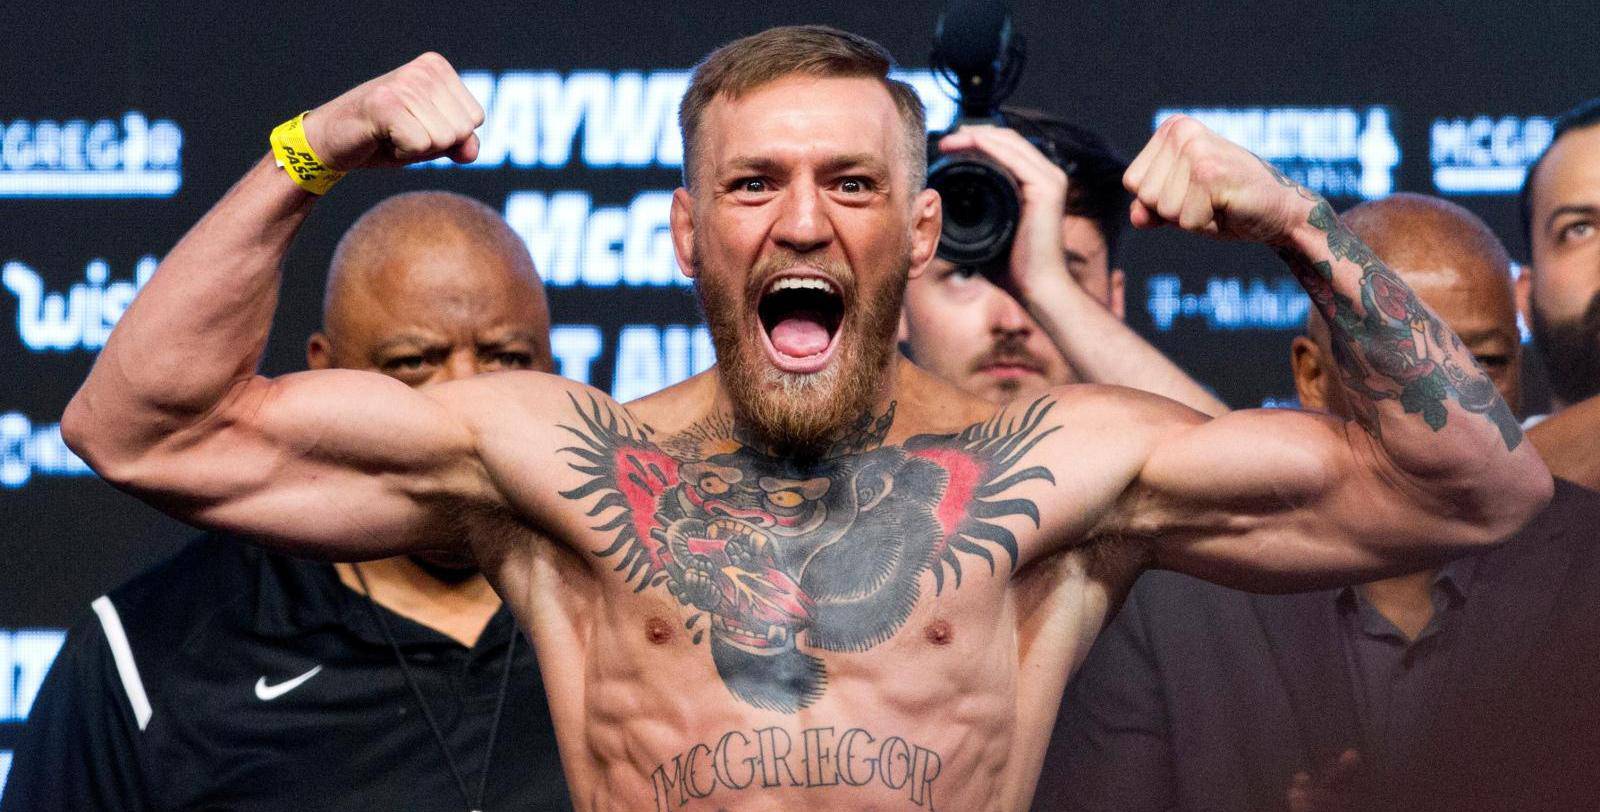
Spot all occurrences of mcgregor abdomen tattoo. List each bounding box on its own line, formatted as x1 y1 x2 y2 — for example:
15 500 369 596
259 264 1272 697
650 725 944 811
558 396 1056 712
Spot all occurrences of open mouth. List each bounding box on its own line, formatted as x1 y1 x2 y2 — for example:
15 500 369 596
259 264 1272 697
757 274 845 374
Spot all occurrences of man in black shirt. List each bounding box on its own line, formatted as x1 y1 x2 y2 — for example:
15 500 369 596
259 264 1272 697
1037 193 1600 811
2 192 571 811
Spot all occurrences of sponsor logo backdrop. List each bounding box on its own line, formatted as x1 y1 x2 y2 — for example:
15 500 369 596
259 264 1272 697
1 0 1592 781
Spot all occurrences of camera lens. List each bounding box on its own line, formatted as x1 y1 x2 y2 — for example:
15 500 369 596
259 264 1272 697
927 154 1020 266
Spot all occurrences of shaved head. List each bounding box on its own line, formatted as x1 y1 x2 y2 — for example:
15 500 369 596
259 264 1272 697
309 190 552 385
325 191 542 335
1295 193 1521 416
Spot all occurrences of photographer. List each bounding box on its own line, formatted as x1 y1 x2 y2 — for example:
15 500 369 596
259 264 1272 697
902 108 1226 415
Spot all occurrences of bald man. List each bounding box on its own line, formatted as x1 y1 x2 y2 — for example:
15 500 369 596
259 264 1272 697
2 192 571 812
1037 194 1600 812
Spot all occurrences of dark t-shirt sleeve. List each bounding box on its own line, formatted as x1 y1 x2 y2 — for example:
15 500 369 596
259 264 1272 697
1034 585 1177 812
1 613 152 812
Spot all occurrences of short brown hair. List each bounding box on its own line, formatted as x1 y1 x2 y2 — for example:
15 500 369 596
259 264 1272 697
678 25 927 189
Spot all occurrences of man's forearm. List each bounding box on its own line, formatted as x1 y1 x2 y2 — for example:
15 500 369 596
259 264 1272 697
65 156 312 456
1274 187 1524 470
1025 275 1229 416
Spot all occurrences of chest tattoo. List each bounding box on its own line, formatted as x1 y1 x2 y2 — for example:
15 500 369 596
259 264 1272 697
558 396 1057 712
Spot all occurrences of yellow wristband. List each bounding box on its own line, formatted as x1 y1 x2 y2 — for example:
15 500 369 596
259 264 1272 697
269 112 346 195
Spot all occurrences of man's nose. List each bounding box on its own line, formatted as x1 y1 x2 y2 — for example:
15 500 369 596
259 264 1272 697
771 181 834 254
436 349 480 383
987 286 1033 335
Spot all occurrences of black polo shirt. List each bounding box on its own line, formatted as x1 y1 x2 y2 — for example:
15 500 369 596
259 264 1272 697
1335 557 1475 782
1 534 570 811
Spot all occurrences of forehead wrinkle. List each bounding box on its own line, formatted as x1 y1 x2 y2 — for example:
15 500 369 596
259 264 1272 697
698 76 911 189
370 331 447 354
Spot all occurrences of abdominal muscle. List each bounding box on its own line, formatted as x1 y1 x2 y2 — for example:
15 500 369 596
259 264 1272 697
499 543 1102 812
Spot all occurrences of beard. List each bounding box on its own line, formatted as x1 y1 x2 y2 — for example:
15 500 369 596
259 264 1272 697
1531 290 1600 407
696 242 908 457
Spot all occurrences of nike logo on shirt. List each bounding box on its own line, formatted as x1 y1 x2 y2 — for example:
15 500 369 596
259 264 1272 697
254 665 323 701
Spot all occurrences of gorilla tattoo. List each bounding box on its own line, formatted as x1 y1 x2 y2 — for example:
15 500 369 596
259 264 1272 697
558 396 1057 712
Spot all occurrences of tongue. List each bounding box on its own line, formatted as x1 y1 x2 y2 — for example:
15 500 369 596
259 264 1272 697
770 315 831 358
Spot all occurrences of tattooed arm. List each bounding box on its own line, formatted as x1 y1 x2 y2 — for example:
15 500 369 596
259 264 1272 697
1095 116 1550 591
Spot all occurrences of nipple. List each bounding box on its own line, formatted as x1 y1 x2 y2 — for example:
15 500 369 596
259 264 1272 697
646 616 675 644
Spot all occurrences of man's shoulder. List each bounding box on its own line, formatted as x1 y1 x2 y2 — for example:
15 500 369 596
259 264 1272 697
428 368 617 430
1005 384 1209 464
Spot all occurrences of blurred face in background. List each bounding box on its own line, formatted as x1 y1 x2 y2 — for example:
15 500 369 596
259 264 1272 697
309 211 552 386
1523 123 1600 408
902 213 1125 404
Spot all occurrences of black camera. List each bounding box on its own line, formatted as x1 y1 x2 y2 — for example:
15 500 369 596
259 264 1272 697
926 0 1030 267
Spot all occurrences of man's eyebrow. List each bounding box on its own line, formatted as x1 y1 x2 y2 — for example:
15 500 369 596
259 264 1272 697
1545 203 1600 232
1456 328 1516 347
1064 248 1090 266
816 153 889 175
721 153 889 177
723 156 786 177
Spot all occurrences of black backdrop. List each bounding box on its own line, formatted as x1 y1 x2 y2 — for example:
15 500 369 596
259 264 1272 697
3 0 1595 785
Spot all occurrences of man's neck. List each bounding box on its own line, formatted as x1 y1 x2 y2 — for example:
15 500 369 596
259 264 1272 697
335 556 502 647
1356 570 1438 641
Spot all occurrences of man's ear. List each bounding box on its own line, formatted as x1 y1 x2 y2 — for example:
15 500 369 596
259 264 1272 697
1290 335 1330 411
906 188 942 280
306 332 334 371
671 187 698 280
1109 268 1126 321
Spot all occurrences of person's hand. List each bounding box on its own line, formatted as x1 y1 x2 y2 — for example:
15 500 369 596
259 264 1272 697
1286 749 1363 812
300 52 485 171
1124 114 1317 246
934 125 1072 303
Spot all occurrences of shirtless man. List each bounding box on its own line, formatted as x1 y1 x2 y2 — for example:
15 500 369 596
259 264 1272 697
62 26 1549 811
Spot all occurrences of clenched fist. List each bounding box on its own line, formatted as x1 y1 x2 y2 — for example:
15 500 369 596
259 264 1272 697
1123 114 1317 246
301 52 485 172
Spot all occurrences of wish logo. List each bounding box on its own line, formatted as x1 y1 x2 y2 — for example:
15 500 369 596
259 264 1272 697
4 256 158 352
1430 115 1555 195
0 113 183 197
1155 106 1400 200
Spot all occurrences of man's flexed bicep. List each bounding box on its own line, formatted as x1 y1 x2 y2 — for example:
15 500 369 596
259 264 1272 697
1104 114 1551 592
1116 402 1537 593
69 367 503 560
